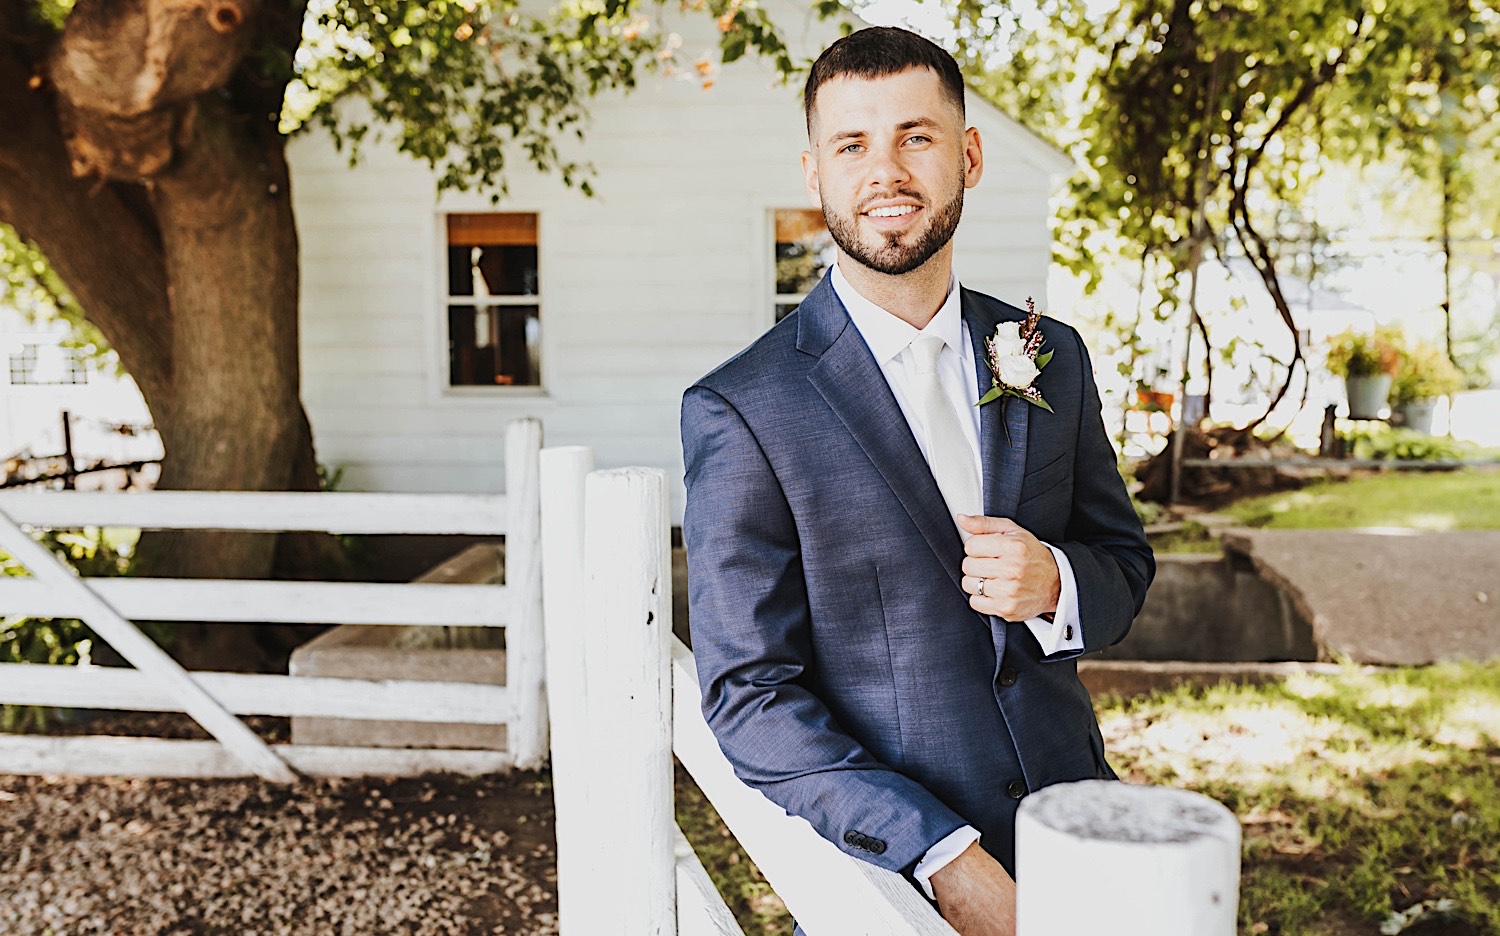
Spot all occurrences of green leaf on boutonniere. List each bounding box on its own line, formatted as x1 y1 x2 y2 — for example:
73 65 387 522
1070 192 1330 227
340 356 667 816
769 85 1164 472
1035 350 1054 369
977 384 1005 406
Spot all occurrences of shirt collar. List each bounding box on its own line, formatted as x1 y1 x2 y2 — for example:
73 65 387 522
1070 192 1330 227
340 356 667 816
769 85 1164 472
830 260 964 366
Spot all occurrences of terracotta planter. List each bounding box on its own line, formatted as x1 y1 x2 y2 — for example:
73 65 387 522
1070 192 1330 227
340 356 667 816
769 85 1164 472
1344 374 1392 420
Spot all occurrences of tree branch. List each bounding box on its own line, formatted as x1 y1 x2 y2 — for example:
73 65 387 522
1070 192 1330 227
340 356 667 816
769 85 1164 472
46 0 266 181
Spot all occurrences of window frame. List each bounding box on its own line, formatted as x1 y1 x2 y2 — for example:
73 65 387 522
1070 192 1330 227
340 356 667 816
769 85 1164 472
430 208 550 402
769 207 833 327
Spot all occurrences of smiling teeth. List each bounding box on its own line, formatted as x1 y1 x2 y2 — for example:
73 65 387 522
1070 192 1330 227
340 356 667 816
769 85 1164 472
868 206 917 217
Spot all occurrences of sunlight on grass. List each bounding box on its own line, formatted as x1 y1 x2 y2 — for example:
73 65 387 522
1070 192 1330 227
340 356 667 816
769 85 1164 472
682 662 1500 936
1098 661 1500 935
1226 469 1500 531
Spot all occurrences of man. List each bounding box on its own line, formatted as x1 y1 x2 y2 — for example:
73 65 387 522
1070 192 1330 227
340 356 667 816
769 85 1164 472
679 26 1154 936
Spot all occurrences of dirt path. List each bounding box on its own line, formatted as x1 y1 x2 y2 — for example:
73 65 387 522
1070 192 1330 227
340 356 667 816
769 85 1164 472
0 755 559 935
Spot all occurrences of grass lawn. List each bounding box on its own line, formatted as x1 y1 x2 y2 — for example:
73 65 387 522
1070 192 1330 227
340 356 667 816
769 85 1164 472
1224 469 1500 532
1149 468 1500 553
678 661 1500 935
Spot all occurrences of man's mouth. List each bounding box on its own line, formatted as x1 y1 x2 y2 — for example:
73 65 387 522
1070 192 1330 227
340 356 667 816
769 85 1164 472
862 202 923 228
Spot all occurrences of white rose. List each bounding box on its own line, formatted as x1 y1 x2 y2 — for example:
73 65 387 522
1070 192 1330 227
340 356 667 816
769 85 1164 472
991 322 1027 358
998 354 1040 388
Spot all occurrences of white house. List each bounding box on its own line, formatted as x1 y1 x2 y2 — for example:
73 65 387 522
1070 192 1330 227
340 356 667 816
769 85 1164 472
287 1 1073 520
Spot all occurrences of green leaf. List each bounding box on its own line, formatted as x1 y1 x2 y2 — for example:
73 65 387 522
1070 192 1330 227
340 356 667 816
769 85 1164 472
1035 349 1054 369
977 385 1004 406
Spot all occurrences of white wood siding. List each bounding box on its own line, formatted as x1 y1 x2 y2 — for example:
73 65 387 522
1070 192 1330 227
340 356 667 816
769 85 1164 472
289 2 1067 521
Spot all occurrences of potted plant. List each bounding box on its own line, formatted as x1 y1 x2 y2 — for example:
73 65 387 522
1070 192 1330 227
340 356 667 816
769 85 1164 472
1326 327 1402 420
1389 342 1465 434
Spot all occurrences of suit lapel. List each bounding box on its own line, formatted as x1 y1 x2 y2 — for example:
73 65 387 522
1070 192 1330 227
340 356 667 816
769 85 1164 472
799 277 967 594
963 289 1029 521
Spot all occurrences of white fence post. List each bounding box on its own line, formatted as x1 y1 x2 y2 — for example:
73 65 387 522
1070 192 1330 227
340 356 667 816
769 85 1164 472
506 418 547 769
1016 780 1241 936
539 445 596 936
581 467 675 935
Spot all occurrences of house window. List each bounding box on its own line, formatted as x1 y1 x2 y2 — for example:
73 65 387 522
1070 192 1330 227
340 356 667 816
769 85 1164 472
773 209 834 322
445 213 540 387
8 344 88 385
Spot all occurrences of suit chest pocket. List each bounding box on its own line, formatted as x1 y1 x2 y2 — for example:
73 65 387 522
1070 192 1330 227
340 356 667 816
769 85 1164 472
1020 450 1073 501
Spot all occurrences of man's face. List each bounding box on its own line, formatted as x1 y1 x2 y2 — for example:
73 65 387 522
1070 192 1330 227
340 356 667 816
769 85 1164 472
802 67 983 277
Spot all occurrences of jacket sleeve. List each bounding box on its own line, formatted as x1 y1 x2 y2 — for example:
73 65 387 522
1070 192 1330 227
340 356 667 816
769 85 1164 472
1051 328 1157 655
681 383 969 875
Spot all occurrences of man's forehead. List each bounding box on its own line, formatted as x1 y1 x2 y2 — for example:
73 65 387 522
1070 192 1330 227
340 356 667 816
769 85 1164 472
809 68 962 139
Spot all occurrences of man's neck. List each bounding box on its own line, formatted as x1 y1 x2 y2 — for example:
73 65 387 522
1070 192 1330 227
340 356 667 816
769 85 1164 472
835 247 954 330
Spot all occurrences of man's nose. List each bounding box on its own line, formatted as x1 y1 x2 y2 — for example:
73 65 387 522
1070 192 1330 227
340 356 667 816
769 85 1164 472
866 145 911 189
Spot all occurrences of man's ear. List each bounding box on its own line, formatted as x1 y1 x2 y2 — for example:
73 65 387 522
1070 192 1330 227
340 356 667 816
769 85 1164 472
963 126 984 189
801 149 823 208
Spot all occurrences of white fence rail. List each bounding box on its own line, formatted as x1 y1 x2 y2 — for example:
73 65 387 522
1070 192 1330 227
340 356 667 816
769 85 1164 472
0 418 545 780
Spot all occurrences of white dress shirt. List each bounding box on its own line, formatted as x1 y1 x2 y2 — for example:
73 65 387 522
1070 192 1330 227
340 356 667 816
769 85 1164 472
830 262 1083 898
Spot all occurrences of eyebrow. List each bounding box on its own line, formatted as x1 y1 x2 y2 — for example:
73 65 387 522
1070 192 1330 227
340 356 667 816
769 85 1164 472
824 117 944 146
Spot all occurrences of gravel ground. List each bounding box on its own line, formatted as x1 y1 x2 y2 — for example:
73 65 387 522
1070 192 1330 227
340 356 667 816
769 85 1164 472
0 716 560 936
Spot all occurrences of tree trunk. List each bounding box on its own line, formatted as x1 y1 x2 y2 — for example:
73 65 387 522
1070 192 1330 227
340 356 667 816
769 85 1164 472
1 0 346 673
1440 157 1456 368
129 105 306 584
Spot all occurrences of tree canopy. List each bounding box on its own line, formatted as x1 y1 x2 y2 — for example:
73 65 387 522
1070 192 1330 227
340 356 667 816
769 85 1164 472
958 0 1499 437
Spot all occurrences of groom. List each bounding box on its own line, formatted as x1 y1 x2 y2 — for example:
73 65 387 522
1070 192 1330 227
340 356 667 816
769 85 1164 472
679 26 1153 935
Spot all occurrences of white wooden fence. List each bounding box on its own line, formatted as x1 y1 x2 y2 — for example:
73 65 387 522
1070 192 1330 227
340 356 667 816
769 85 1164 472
0 422 1240 933
0 419 547 780
541 453 1241 936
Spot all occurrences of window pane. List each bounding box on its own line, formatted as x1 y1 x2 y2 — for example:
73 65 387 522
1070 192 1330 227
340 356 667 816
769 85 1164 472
447 244 538 297
774 208 833 296
448 304 541 387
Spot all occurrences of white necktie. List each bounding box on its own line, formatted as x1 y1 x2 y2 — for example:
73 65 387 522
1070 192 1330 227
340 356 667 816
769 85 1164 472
908 334 983 537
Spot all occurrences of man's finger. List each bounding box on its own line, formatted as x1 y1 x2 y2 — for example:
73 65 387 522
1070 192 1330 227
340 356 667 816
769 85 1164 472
964 531 1031 560
956 513 1024 536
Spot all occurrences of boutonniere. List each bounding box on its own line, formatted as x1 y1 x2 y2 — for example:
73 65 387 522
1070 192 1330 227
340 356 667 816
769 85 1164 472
977 297 1053 443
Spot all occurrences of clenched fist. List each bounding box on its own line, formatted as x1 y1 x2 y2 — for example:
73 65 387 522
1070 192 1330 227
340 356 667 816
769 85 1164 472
956 513 1060 622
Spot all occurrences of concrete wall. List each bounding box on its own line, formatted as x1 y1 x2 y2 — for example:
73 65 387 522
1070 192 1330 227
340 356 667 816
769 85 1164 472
1096 553 1316 663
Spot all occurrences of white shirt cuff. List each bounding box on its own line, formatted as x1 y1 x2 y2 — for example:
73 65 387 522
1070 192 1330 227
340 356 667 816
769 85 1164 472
913 825 982 901
1025 543 1082 656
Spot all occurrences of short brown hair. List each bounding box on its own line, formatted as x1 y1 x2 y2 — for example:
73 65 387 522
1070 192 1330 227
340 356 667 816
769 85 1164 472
803 27 966 135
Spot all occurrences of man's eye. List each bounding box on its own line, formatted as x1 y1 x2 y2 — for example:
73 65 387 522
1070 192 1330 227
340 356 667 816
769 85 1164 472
839 143 865 155
905 135 932 145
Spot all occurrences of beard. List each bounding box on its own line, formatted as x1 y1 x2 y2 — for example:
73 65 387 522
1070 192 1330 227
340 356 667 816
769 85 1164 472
822 168 965 276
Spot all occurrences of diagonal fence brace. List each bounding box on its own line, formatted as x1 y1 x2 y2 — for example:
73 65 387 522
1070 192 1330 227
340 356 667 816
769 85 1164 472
0 509 298 783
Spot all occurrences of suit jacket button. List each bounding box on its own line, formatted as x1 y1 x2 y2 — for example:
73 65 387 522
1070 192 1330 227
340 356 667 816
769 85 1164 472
869 839 886 855
844 831 859 846
1007 779 1028 799
997 667 1017 688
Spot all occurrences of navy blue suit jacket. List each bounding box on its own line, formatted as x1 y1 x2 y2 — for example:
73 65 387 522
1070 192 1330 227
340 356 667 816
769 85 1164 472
680 273 1154 883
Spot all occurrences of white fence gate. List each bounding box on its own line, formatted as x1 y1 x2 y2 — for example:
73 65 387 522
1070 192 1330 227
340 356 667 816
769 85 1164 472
0 419 547 779
540 450 1242 936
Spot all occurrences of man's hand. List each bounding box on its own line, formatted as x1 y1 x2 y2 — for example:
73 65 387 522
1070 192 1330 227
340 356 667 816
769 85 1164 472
928 840 1016 936
956 514 1060 622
